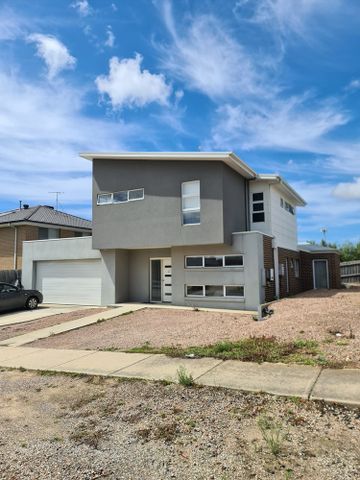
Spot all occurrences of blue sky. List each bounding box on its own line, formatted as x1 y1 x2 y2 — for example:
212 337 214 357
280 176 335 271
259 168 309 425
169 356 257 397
0 0 359 244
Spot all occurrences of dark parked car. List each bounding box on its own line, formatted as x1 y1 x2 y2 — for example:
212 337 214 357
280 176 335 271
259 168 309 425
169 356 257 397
0 282 43 313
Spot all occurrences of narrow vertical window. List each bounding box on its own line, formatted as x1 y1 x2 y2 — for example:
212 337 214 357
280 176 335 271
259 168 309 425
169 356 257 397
252 192 265 223
181 180 200 225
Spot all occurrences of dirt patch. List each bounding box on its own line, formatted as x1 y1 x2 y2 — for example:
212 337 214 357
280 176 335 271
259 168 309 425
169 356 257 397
0 308 108 341
0 370 358 479
30 288 360 367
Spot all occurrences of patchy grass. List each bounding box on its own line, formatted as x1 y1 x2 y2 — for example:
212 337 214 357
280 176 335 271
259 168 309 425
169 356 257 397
258 414 286 456
126 336 334 366
177 366 195 387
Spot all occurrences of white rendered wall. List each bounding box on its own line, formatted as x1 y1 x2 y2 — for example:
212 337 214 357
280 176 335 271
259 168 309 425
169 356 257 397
269 186 298 250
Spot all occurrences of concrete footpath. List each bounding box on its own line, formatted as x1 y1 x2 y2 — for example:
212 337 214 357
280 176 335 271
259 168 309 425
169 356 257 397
0 346 359 407
0 304 145 347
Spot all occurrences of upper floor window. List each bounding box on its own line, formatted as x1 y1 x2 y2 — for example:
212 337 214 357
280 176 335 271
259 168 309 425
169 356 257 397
181 180 200 225
38 227 59 240
97 188 144 205
280 197 295 215
252 192 265 223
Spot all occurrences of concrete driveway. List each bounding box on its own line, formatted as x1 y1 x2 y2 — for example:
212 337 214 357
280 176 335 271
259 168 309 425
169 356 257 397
0 305 89 327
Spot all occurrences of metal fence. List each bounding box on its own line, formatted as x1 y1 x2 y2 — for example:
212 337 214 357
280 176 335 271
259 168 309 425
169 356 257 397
340 260 360 284
0 269 22 285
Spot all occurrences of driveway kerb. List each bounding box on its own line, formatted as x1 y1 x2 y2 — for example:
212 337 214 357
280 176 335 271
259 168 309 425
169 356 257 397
310 368 360 406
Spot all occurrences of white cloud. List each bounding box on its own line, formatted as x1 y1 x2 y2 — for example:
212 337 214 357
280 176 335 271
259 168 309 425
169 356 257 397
0 7 28 40
158 1 269 100
28 33 76 79
0 71 143 208
346 79 360 90
293 180 360 237
95 54 172 109
333 178 360 200
71 0 92 17
208 95 348 152
234 0 341 41
111 3 118 12
105 25 115 48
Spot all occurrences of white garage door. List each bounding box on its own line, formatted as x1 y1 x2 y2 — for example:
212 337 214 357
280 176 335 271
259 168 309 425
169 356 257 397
36 259 102 305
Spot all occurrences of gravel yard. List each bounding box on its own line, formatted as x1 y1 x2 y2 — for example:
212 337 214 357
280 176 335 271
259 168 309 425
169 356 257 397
0 308 108 342
0 370 358 480
30 288 360 367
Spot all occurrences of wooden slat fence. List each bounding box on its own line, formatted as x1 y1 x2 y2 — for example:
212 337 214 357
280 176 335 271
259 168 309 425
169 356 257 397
340 260 360 283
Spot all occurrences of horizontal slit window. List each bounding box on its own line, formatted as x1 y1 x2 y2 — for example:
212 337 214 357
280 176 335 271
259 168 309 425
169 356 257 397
186 285 204 297
113 191 128 203
97 193 112 205
224 255 243 267
129 188 144 201
205 285 223 297
204 256 223 268
185 256 203 267
225 285 244 297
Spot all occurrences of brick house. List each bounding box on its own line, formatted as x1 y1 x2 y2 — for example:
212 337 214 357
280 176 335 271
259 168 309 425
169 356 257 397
0 205 92 270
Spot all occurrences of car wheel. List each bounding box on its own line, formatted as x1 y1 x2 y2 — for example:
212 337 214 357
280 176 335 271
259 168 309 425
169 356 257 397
26 297 38 310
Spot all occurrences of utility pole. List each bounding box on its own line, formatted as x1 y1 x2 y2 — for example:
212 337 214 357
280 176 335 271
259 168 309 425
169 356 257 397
48 192 64 210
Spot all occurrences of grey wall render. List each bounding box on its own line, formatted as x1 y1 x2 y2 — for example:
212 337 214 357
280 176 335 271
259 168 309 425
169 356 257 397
222 164 248 243
92 159 230 249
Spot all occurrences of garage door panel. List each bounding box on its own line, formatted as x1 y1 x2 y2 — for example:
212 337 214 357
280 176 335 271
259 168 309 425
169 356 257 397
36 260 102 305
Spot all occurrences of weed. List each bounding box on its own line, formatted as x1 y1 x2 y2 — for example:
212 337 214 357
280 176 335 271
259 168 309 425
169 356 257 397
336 340 350 346
284 469 294 479
121 310 133 316
153 421 178 441
96 318 105 324
177 366 195 387
49 436 63 443
349 326 355 339
69 423 106 448
293 339 319 349
19 366 26 372
257 414 285 456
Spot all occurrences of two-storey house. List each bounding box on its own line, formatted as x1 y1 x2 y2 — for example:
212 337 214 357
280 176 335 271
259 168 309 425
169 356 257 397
22 152 341 309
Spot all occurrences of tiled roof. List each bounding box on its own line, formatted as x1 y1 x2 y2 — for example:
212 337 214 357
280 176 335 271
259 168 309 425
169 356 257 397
0 206 92 230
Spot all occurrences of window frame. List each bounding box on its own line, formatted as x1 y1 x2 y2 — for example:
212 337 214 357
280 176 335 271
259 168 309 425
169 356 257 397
181 180 200 226
252 191 265 223
185 284 245 299
97 193 113 205
294 259 300 278
97 188 144 206
184 254 244 269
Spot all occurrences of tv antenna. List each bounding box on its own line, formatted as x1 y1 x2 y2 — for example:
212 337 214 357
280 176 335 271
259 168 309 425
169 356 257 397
49 192 64 210
320 227 327 243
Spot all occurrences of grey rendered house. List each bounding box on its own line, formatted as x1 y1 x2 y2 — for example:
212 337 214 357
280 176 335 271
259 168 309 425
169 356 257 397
22 152 341 309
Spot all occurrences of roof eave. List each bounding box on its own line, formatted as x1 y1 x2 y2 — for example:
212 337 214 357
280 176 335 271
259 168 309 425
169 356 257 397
254 174 306 207
80 151 257 179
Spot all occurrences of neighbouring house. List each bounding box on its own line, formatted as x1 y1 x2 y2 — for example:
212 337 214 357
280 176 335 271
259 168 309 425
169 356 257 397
22 152 341 309
0 205 92 270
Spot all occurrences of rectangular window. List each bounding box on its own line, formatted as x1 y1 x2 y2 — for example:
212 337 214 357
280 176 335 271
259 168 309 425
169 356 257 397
38 227 48 240
185 285 245 299
225 285 244 297
284 201 295 215
186 285 204 297
129 188 144 201
252 191 265 223
253 192 263 202
205 285 223 297
295 259 300 278
224 255 244 267
204 256 223 267
113 190 128 203
185 254 244 268
181 180 200 225
97 193 112 205
185 256 203 267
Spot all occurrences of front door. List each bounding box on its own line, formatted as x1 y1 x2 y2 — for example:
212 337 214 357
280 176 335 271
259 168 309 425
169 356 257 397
150 258 172 303
313 260 329 289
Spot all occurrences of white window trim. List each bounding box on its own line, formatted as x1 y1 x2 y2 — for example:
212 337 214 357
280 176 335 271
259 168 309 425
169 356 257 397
224 285 245 298
185 254 244 269
185 284 245 299
181 180 200 225
97 193 113 205
97 188 144 205
186 285 205 297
